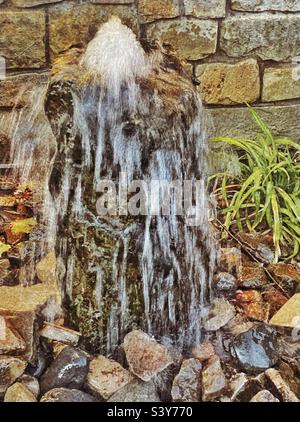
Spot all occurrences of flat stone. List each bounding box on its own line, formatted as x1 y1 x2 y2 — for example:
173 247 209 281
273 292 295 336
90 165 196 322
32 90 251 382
231 323 279 374
202 355 226 401
220 16 300 62
0 356 26 394
171 358 202 402
145 18 218 61
0 284 60 362
0 317 26 355
40 346 88 394
40 322 80 346
123 330 174 382
213 272 237 299
18 374 39 398
196 59 260 105
41 388 98 402
269 294 300 329
192 342 215 362
138 0 180 23
268 264 300 284
265 368 299 402
207 104 300 143
108 379 160 402
184 0 226 18
4 382 37 402
86 355 134 400
263 66 300 102
232 0 300 12
237 262 268 290
12 0 63 6
0 11 46 69
250 389 280 402
204 299 235 331
49 2 138 60
228 372 248 401
0 73 47 109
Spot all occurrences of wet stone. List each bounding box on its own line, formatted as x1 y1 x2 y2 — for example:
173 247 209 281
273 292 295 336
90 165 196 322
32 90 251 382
219 248 241 275
213 272 237 299
18 374 39 398
40 346 89 395
192 342 215 362
171 358 202 402
250 389 280 402
204 299 235 331
230 323 279 374
108 379 160 402
202 355 226 401
123 330 174 382
237 263 268 289
264 288 288 319
236 290 268 322
4 382 37 402
265 368 299 402
269 294 300 329
0 356 26 394
40 322 80 346
41 388 98 402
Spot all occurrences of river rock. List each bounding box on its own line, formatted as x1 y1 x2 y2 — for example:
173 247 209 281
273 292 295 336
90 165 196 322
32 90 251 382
265 368 299 402
40 322 80 346
202 355 226 401
230 323 279 374
123 330 174 382
108 379 160 402
27 339 52 378
18 374 39 398
192 342 215 362
219 248 241 274
228 372 248 401
86 355 134 400
4 382 37 402
237 262 268 289
213 272 237 299
264 288 288 318
41 388 98 402
237 233 275 263
0 317 26 354
171 358 202 402
269 294 300 329
236 290 268 322
0 356 26 394
250 389 280 402
203 299 235 331
40 346 89 394
268 263 300 286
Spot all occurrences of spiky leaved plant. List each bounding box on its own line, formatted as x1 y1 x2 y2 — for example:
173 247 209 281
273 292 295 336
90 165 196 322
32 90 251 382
210 106 300 262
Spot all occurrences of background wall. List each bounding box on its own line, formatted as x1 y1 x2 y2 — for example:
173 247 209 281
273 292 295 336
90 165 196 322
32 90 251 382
1 0 300 164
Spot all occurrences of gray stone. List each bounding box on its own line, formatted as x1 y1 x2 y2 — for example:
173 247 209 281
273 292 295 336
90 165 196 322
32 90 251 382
40 346 89 395
145 18 218 61
41 388 98 402
18 374 39 398
232 0 300 12
0 11 46 69
184 0 226 18
231 324 279 374
263 66 300 102
207 105 300 143
204 299 235 331
4 382 37 402
250 389 280 402
124 330 174 382
265 369 299 402
108 379 160 402
171 358 202 402
220 16 300 62
202 355 226 401
213 272 237 299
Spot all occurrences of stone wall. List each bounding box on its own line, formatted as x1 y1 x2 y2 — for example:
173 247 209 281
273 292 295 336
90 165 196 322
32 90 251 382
0 0 300 161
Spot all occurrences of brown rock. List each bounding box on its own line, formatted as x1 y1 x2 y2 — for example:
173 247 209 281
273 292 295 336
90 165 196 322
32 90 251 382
192 342 215 362
171 358 202 402
265 368 299 402
184 0 226 18
18 374 39 398
203 299 236 331
0 259 11 284
4 382 37 402
263 66 300 102
86 355 134 400
236 290 268 322
196 59 260 105
40 322 80 346
202 355 226 401
145 18 218 61
268 263 300 284
0 11 45 69
237 262 268 289
250 389 279 402
0 317 26 355
12 0 63 6
269 294 300 329
123 330 173 382
219 247 241 274
263 288 288 318
0 356 26 394
36 252 57 285
49 2 138 60
138 0 180 23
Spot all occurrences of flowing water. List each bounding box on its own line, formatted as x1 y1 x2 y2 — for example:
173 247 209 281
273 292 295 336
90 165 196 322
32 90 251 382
7 17 216 354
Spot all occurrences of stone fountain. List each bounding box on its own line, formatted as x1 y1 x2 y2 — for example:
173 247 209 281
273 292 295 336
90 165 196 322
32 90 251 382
45 17 215 355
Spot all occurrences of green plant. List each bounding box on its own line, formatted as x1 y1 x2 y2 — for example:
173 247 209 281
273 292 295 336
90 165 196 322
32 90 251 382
210 106 300 262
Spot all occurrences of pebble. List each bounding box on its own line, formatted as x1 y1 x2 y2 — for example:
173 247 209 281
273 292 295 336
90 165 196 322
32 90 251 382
171 358 202 402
